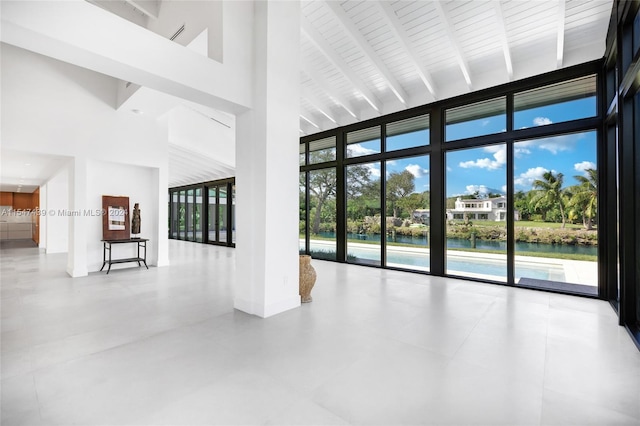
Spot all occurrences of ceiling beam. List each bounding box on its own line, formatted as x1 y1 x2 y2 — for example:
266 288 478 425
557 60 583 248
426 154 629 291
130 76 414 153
324 1 408 107
374 1 437 100
301 66 359 120
492 1 514 80
301 14 382 113
300 112 321 130
432 1 473 90
168 144 235 175
301 86 338 125
125 0 159 19
556 0 566 68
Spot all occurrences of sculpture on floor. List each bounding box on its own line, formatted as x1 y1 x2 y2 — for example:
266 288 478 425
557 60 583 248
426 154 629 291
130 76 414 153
131 203 141 237
299 255 316 303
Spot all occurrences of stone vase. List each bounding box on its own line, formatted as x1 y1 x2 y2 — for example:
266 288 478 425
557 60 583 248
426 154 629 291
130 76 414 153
299 255 316 303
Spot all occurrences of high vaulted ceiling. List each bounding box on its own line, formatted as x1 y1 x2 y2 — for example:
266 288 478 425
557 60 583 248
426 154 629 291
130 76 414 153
1 1 614 192
298 0 613 135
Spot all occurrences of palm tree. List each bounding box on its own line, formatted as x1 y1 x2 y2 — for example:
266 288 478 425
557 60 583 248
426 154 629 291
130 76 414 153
530 171 567 228
570 168 597 230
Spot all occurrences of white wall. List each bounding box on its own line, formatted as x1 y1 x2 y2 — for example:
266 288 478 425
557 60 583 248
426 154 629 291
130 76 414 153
1 43 167 168
86 160 158 272
1 0 253 114
1 43 168 275
38 183 47 249
146 0 223 62
44 166 69 254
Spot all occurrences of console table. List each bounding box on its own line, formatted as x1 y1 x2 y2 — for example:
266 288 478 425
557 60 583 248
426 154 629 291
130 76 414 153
100 238 149 274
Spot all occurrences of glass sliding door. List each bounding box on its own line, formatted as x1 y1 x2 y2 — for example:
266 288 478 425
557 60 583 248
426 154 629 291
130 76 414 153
186 189 194 241
231 184 236 245
171 191 178 238
346 161 381 266
513 131 598 294
300 172 307 253
195 188 202 242
218 186 228 244
308 168 337 260
445 145 507 282
205 181 235 246
385 155 430 271
178 190 186 239
208 187 217 243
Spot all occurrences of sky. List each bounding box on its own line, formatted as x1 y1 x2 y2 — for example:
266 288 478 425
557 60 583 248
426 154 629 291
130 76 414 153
348 97 597 198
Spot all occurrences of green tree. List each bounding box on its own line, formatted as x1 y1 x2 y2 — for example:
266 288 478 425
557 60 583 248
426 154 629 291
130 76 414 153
386 170 415 218
514 190 535 221
530 171 567 228
303 149 372 234
398 193 424 220
303 150 336 235
569 168 597 230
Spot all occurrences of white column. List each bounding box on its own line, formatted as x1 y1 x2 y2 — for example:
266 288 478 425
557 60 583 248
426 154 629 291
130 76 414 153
234 0 301 318
67 156 88 277
153 166 170 267
38 183 47 249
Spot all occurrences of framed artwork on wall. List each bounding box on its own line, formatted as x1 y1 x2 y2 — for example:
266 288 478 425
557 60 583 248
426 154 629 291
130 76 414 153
102 195 130 240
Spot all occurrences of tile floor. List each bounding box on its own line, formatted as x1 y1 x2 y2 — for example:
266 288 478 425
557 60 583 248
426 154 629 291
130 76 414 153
1 240 639 425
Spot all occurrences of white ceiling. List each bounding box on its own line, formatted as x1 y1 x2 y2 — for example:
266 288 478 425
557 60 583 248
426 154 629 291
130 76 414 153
298 0 613 134
0 150 70 193
0 0 614 193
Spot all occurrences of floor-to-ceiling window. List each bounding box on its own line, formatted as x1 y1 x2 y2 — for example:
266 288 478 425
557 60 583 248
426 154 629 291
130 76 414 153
446 145 507 282
195 188 202 242
300 136 338 260
604 0 640 349
186 188 194 241
169 178 235 247
513 131 598 293
300 60 602 299
208 186 217 243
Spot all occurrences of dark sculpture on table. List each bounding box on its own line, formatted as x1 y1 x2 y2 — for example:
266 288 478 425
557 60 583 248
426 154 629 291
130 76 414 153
132 203 141 237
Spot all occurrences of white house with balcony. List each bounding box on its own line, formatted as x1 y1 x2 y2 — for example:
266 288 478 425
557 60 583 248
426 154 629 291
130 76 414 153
446 196 519 222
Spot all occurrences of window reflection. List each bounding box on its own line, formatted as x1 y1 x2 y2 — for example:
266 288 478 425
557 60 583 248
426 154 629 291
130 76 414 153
446 97 506 141
514 75 597 129
309 137 336 164
386 115 430 151
347 126 381 158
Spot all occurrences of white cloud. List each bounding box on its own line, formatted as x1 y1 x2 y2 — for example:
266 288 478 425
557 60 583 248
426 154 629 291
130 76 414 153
347 143 378 156
366 163 381 178
574 161 596 175
459 145 506 170
513 141 532 157
405 164 429 178
514 167 550 188
501 185 507 193
465 185 504 196
481 120 491 127
447 166 453 172
466 185 490 195
537 135 574 154
533 117 553 126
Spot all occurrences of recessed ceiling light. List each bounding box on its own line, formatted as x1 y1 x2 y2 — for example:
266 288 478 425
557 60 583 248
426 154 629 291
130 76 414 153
131 109 144 115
